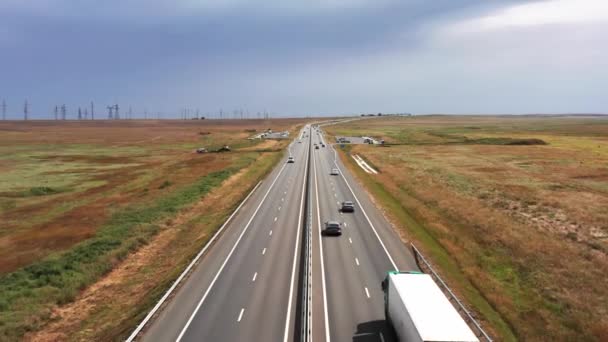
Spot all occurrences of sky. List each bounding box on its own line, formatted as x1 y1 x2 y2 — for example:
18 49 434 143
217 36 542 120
1 0 607 118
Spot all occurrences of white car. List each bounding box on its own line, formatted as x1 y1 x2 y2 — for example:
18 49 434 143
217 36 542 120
287 156 295 163
330 168 339 175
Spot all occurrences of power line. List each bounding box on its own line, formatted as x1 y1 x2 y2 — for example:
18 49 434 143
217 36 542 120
23 100 28 120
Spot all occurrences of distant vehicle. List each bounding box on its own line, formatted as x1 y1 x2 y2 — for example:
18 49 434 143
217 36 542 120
315 145 320 150
298 140 302 143
195 147 208 154
321 143 325 147
382 271 479 342
324 221 342 236
340 201 355 212
330 168 339 175
287 156 295 163
217 145 231 152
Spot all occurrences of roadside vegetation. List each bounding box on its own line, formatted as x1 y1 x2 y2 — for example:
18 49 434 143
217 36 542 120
327 115 608 341
0 119 304 340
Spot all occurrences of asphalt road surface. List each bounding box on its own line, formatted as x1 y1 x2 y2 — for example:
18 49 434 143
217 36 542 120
140 124 419 342
310 128 418 342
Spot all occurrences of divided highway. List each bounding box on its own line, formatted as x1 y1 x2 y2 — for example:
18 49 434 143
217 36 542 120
137 124 420 342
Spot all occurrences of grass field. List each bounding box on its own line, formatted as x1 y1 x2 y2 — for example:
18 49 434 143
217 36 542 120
0 119 306 340
326 115 608 341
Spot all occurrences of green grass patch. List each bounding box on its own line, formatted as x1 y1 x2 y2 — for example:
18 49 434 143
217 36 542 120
27 187 64 197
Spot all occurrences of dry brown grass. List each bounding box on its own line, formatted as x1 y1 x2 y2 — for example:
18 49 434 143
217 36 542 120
328 115 608 341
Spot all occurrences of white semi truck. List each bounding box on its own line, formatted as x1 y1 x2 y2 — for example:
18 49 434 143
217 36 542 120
382 271 480 342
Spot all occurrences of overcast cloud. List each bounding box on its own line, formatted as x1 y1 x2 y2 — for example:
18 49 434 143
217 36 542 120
0 0 607 118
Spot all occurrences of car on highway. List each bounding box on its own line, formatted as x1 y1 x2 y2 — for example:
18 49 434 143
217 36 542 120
324 221 342 236
330 168 339 175
287 156 295 163
298 140 302 143
340 201 355 212
315 145 320 149
321 143 325 147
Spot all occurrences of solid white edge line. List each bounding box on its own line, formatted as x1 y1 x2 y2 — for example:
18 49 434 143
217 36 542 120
237 308 245 322
282 126 311 342
314 145 332 342
175 162 289 342
332 146 398 270
125 180 263 342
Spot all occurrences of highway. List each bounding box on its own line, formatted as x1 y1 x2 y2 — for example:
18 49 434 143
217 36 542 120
137 124 420 342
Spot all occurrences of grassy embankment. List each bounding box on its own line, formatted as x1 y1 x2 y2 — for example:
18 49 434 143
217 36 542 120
327 116 608 341
0 120 302 340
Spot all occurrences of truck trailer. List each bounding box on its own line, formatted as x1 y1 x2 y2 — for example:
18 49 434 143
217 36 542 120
382 271 479 342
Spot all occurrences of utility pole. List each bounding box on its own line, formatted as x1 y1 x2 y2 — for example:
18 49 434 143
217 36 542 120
90 101 94 120
1 100 6 120
61 104 67 120
114 104 120 119
54 105 58 120
78 107 82 120
107 105 113 119
24 100 29 120
84 108 88 119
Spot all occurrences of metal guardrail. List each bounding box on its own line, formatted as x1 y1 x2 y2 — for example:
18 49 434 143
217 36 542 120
411 243 493 342
300 126 313 342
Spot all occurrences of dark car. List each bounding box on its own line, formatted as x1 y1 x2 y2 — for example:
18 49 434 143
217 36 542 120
324 221 342 236
315 145 320 149
341 201 355 213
